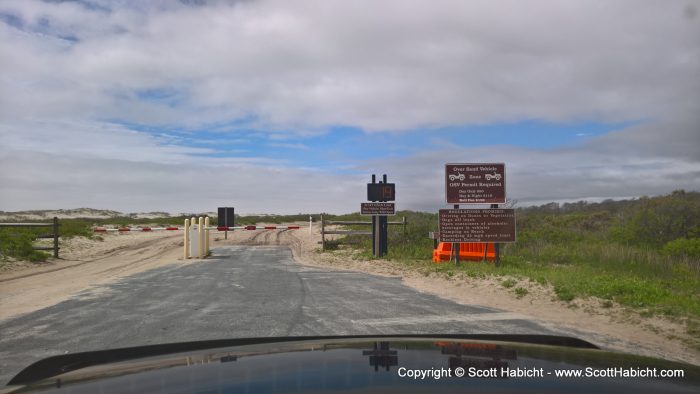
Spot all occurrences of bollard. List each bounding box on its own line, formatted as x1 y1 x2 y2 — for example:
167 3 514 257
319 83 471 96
198 217 204 259
204 216 210 256
184 219 190 259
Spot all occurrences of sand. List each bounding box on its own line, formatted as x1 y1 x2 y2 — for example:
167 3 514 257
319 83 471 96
0 231 187 321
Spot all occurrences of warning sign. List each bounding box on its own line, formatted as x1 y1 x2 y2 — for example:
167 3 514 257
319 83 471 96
438 209 516 243
361 202 396 216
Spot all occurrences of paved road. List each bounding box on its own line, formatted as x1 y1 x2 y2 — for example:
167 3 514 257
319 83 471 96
0 245 556 385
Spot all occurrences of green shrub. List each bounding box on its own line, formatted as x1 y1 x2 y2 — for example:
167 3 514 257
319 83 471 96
0 229 49 262
662 238 700 259
514 287 528 298
501 278 517 288
554 285 575 302
323 239 341 250
610 190 700 247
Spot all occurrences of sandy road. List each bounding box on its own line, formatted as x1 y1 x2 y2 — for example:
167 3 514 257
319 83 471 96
0 225 303 321
0 232 186 321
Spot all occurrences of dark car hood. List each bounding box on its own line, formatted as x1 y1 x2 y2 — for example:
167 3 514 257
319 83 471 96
4 335 699 393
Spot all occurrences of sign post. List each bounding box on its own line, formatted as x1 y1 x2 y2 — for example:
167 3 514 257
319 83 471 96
218 207 235 240
442 163 512 267
367 174 395 258
453 204 460 265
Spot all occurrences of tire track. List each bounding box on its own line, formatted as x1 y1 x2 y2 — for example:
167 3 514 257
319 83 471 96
0 234 181 283
92 238 183 276
245 229 267 245
274 229 289 245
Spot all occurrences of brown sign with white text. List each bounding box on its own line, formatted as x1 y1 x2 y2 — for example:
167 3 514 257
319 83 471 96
361 202 396 216
439 209 516 243
445 163 506 204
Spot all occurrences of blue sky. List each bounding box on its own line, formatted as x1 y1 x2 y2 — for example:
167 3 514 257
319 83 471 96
116 120 633 173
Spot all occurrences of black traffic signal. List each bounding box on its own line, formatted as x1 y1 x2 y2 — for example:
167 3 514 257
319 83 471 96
367 183 395 202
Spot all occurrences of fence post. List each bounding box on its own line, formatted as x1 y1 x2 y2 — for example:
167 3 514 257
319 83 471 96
52 217 59 258
321 214 325 251
402 216 406 235
184 218 190 259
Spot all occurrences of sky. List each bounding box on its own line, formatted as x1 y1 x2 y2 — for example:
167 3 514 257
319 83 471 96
0 0 699 214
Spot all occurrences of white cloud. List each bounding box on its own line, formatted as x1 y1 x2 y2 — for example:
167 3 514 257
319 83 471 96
1 0 698 130
364 119 700 211
1 118 698 213
0 0 698 213
0 148 365 214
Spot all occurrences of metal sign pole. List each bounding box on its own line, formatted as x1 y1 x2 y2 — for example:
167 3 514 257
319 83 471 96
491 203 500 267
374 216 381 257
381 174 389 256
370 174 378 257
453 204 460 265
366 173 395 258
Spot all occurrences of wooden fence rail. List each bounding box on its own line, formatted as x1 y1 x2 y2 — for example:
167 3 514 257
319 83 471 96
320 215 406 250
0 217 60 258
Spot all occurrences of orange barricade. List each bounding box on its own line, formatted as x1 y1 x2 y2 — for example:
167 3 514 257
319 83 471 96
432 242 495 263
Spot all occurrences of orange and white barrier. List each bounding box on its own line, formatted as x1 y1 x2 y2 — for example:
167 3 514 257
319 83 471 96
94 227 182 232
94 225 302 232
93 219 305 261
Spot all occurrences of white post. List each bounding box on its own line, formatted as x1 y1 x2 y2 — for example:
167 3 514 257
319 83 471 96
309 216 313 234
184 218 190 259
204 216 210 256
198 217 204 259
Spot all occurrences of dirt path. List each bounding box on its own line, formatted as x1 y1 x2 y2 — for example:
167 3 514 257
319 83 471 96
0 232 187 321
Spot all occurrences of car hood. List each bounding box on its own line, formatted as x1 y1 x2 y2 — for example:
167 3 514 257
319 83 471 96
4 334 699 393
